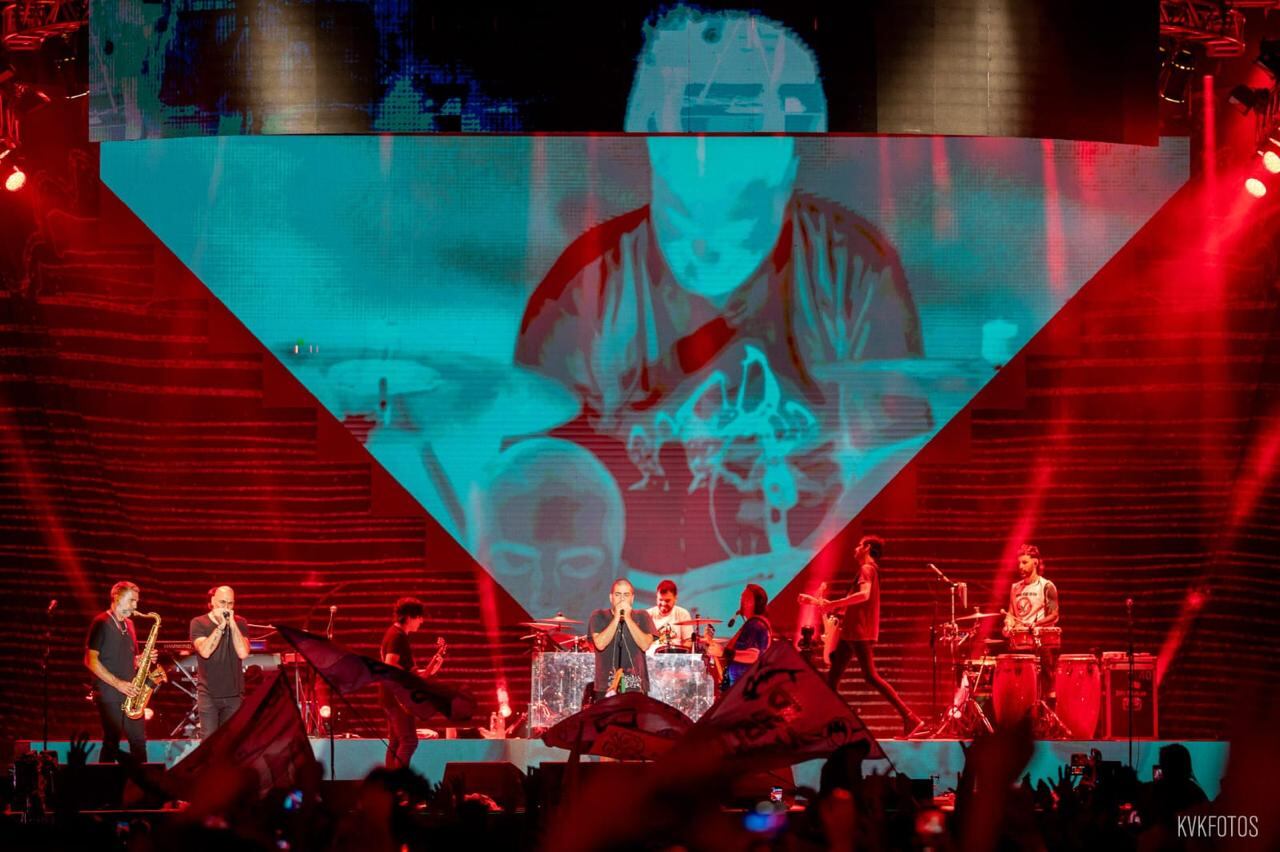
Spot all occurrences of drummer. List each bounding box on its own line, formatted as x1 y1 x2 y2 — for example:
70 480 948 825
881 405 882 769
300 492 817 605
1001 543 1060 703
645 579 693 655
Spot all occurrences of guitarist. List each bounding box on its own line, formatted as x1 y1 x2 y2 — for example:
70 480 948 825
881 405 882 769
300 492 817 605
811 535 926 738
705 584 771 690
380 597 444 769
589 579 657 698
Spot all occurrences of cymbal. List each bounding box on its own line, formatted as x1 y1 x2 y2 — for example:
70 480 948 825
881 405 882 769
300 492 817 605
280 346 579 438
674 617 722 626
518 622 570 631
521 631 574 644
326 358 442 400
953 611 1003 622
812 358 996 383
533 614 584 625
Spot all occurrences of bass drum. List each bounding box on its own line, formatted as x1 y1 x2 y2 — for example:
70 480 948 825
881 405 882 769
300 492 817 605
992 654 1039 727
1053 654 1101 738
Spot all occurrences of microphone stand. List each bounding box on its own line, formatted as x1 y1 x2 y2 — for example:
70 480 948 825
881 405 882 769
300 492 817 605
929 590 938 718
928 563 961 722
1126 598 1135 770
42 604 53 753
613 611 623 693
329 714 337 782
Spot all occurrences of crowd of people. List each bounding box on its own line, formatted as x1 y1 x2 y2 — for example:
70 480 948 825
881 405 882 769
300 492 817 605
3 709 1271 852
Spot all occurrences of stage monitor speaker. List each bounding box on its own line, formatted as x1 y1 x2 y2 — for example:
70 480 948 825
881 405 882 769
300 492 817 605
530 762 632 811
318 780 363 814
62 762 168 810
1103 653 1158 738
441 762 526 813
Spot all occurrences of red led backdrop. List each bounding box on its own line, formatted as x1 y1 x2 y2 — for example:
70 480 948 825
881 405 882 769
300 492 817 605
0 147 1276 743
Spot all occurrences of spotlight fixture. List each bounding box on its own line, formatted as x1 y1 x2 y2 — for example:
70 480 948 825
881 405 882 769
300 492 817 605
1159 47 1197 104
0 148 22 192
319 704 332 719
1228 85 1272 115
1245 176 1267 198
1256 38 1280 80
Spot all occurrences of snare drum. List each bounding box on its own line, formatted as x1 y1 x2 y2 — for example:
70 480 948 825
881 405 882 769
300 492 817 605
1034 626 1062 649
1053 654 1101 738
992 654 1039 726
959 657 997 697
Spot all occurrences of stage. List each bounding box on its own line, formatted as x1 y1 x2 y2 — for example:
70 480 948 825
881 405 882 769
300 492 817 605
18 738 1231 799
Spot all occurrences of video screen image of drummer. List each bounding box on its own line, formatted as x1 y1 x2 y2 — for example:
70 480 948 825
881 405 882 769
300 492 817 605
100 135 1187 622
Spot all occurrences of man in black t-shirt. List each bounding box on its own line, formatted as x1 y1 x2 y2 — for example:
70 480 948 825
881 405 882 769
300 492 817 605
379 596 440 769
588 579 657 697
189 585 250 737
705 583 772 691
84 581 152 763
814 535 924 737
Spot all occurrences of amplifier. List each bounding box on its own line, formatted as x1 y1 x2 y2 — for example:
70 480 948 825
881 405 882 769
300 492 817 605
1102 653 1157 738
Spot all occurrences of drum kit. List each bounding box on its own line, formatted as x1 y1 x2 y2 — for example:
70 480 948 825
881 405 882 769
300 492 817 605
523 613 723 733
924 616 1083 739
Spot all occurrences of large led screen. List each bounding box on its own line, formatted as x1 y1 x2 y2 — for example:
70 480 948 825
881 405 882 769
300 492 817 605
101 135 1188 623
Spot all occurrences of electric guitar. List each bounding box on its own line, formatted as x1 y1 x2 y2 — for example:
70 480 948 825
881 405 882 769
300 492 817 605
797 593 842 664
606 667 643 697
413 637 446 678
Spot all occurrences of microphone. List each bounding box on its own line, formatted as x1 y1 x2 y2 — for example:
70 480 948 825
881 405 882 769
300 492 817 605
327 605 337 640
47 599 57 614
928 563 952 584
727 610 742 628
329 605 337 615
618 608 627 620
1125 598 1134 620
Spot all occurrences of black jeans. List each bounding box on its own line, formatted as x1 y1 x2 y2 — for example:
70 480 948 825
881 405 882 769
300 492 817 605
198 691 242 738
828 639 917 723
95 695 146 764
1038 648 1058 700
380 686 418 769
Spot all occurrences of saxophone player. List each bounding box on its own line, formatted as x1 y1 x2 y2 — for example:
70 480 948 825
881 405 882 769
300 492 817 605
190 585 250 736
83 581 154 764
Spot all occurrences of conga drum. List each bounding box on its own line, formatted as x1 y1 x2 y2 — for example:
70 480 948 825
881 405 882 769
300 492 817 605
992 654 1039 726
1008 629 1035 651
1053 654 1101 738
1034 626 1062 649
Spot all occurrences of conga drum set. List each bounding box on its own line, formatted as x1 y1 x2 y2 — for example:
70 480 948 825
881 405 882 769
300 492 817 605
924 613 1088 739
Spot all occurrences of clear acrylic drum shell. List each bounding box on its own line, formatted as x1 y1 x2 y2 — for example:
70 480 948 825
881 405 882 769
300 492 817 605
528 651 715 733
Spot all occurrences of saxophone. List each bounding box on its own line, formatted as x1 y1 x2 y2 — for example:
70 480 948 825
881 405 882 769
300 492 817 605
122 612 167 720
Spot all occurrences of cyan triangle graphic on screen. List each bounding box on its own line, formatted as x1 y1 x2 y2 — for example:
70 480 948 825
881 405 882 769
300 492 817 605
101 136 1187 622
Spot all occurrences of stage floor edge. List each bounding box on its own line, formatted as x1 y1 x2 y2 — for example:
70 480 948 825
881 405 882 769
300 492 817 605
17 738 1230 799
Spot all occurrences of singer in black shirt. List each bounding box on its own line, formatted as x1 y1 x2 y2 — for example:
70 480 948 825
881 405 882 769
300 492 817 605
189 585 250 737
588 579 658 697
